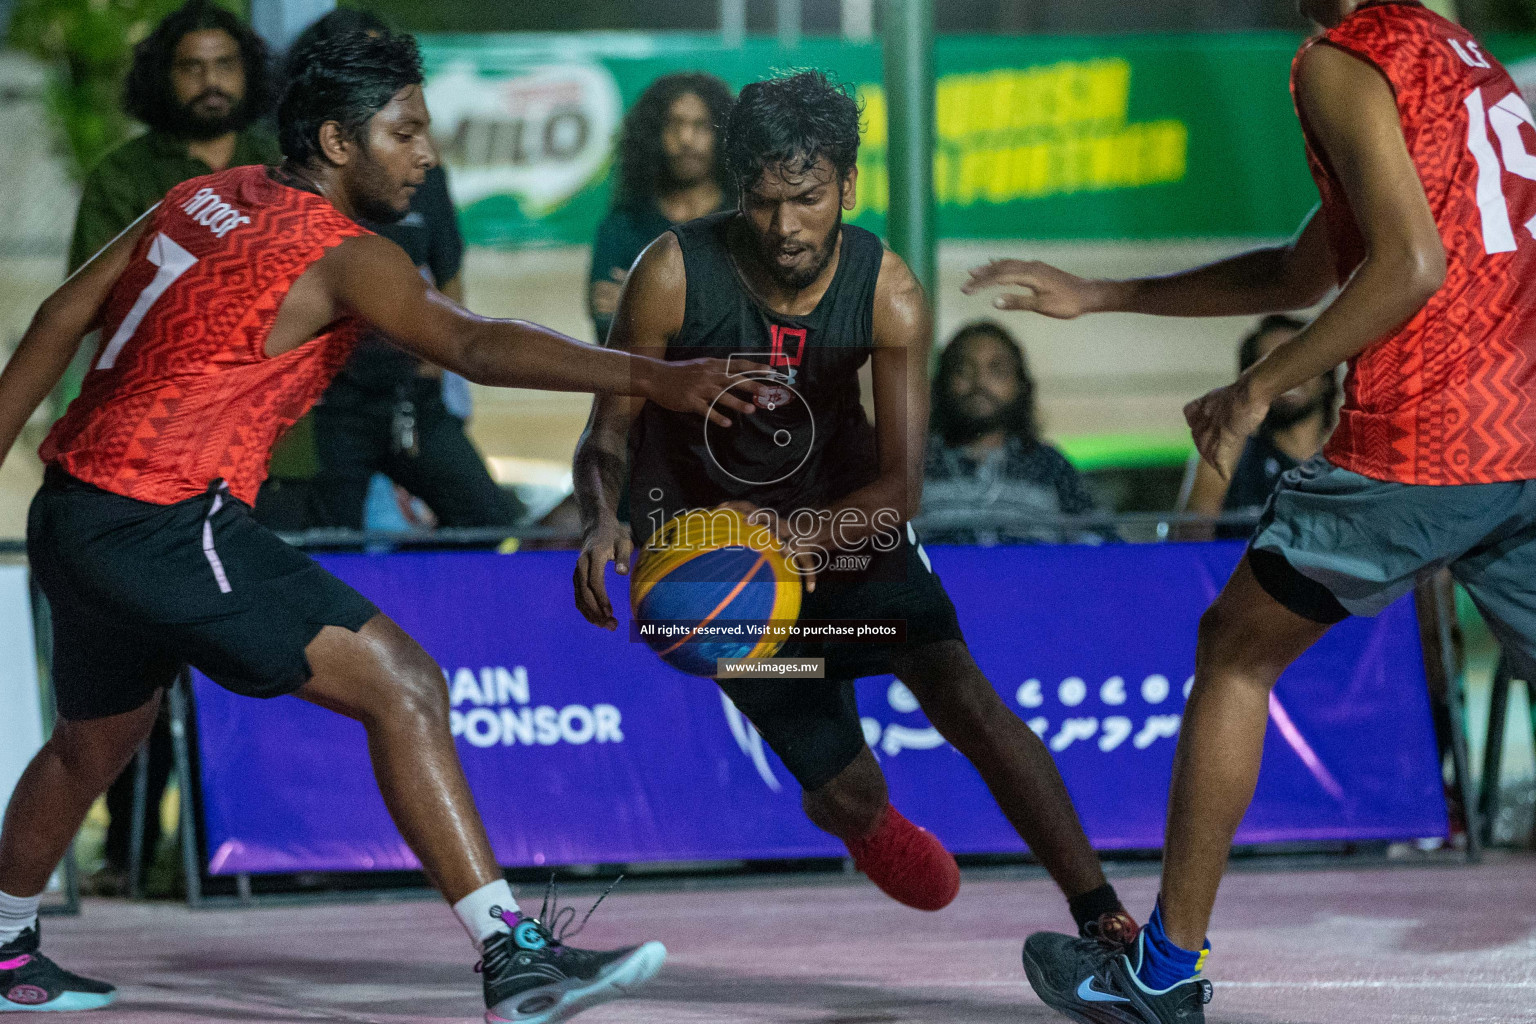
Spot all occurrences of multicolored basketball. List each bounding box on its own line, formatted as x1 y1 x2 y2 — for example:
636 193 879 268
630 507 802 677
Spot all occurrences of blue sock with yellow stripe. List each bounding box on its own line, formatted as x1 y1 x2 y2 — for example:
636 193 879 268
1135 902 1209 991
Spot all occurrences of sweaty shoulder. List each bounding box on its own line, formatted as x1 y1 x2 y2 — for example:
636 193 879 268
1295 32 1392 108
315 232 409 271
613 229 686 349
1311 3 1473 102
306 233 426 312
873 246 929 347
636 229 686 293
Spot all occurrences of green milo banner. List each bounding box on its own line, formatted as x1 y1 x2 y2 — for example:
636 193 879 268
414 32 1536 248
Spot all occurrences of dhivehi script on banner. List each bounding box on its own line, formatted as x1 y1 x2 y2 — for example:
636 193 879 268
191 542 1447 875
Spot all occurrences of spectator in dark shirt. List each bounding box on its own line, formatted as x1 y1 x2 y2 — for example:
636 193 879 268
64 0 277 419
255 10 523 533
67 0 278 272
922 321 1106 545
588 73 734 343
1177 314 1339 539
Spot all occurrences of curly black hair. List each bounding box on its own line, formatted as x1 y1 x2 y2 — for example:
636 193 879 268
123 0 275 135
282 8 389 85
277 30 423 166
931 321 1040 448
723 70 862 193
612 72 735 211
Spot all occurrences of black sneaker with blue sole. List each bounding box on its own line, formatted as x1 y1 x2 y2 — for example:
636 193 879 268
1023 929 1211 1024
0 924 115 1013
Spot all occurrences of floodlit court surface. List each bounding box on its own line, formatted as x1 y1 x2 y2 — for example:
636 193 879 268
37 853 1535 1024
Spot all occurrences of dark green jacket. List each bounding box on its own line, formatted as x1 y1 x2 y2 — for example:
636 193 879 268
67 129 280 272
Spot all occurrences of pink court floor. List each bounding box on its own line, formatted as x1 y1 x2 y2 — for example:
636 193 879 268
37 853 1536 1024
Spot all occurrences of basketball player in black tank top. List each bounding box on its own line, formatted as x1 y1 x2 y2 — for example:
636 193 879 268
573 72 1133 946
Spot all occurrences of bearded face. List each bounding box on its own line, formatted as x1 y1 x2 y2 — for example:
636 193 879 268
166 29 251 141
944 334 1026 442
740 156 853 290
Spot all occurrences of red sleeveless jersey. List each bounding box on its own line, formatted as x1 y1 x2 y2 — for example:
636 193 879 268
42 165 370 505
1294 1 1536 484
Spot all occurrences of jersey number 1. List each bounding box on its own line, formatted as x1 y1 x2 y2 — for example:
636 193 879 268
96 232 198 370
1466 88 1536 255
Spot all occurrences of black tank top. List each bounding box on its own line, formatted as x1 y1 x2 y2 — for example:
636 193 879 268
629 212 883 545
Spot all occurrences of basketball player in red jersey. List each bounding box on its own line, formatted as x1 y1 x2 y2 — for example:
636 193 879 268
969 2 1536 1021
0 31 765 1022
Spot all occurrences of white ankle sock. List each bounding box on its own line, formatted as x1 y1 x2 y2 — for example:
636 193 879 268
452 880 519 952
0 889 41 945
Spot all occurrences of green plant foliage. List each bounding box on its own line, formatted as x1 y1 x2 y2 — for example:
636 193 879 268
7 0 244 179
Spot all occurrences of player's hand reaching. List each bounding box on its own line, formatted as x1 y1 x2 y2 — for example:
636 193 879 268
647 358 773 427
1184 378 1269 482
574 516 632 630
961 259 1109 319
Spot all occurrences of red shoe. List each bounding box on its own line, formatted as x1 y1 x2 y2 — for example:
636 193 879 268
845 804 960 911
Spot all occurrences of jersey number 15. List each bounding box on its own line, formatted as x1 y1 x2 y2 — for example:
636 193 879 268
1466 88 1536 255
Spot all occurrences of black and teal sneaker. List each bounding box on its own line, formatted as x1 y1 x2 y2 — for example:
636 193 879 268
0 924 115 1012
1022 929 1211 1024
479 886 665 1024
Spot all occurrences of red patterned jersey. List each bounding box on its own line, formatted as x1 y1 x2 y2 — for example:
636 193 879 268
1294 1 1536 484
42 165 370 505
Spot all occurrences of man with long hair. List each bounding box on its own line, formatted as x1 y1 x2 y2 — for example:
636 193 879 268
69 0 277 274
588 73 734 344
0 29 758 1018
924 321 1105 546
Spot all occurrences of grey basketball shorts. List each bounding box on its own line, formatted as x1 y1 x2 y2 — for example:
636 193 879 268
1248 456 1536 667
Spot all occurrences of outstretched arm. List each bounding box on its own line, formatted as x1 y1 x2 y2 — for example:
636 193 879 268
1186 43 1446 478
312 234 761 427
571 232 688 629
963 207 1335 319
0 212 153 468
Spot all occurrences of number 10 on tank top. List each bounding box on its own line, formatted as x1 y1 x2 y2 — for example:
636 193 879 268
96 233 198 371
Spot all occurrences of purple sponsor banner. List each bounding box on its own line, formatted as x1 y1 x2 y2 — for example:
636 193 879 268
193 541 1447 875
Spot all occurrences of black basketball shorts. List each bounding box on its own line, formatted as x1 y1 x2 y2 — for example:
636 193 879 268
715 523 965 791
28 467 378 721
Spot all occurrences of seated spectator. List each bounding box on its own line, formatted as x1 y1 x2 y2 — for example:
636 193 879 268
1177 314 1339 539
922 321 1107 545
